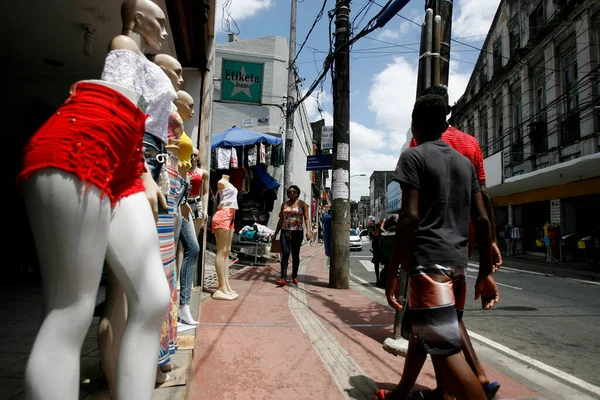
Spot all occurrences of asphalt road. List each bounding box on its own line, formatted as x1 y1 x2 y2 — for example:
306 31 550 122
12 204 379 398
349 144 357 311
349 237 600 389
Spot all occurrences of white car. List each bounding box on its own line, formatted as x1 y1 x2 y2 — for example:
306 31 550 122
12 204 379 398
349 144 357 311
349 229 363 251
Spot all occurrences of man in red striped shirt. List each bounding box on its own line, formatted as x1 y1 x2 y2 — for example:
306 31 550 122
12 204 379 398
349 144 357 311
408 86 502 399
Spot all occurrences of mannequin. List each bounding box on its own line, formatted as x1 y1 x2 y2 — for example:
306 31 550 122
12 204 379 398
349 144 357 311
97 5 180 390
188 148 209 238
18 1 172 399
212 175 239 300
152 52 185 381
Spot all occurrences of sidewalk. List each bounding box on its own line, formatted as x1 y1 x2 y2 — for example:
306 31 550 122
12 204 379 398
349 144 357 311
471 250 600 282
190 246 544 400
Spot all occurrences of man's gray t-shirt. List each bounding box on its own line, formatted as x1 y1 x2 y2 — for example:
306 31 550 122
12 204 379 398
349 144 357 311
394 140 480 267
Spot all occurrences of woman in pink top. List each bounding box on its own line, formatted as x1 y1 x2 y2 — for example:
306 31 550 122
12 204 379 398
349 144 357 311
273 185 311 285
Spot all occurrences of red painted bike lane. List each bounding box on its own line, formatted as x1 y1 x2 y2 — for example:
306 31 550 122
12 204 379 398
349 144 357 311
302 248 543 399
190 246 343 400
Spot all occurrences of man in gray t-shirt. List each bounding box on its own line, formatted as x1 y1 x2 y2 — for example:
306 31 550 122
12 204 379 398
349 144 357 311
395 140 480 269
376 94 499 400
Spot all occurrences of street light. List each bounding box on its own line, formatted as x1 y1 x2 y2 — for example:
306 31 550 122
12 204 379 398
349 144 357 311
350 173 366 178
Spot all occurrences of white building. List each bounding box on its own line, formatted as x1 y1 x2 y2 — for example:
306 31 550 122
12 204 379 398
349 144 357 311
451 0 600 257
212 35 314 230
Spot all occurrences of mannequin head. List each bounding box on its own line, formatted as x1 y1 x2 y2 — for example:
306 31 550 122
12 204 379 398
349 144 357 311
121 0 167 52
153 54 184 91
191 148 199 167
175 90 195 121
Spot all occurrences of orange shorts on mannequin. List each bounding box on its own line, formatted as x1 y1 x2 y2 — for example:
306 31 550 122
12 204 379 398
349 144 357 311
212 208 235 231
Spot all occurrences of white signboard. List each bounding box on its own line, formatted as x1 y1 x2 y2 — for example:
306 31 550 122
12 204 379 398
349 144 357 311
242 118 253 127
321 126 333 150
337 143 349 161
332 180 349 200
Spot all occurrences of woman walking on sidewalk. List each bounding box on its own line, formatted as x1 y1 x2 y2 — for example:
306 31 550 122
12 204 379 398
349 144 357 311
273 185 312 286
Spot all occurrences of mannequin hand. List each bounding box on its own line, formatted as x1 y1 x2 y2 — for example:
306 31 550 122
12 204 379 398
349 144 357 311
141 171 167 223
182 203 192 222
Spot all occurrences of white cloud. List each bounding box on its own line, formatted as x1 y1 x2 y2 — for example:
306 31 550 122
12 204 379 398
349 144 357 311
452 0 500 39
376 29 401 41
215 0 273 34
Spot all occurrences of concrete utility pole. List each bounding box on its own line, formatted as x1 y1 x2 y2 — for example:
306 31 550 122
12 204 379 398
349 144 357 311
284 0 297 190
330 0 351 289
383 0 454 358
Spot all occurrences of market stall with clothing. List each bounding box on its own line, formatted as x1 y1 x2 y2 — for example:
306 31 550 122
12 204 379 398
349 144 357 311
209 126 283 262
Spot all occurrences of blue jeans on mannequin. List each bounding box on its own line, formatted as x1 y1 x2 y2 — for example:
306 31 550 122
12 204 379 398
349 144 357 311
177 215 200 305
280 230 304 280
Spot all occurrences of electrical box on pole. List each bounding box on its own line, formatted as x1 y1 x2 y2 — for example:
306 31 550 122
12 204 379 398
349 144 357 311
330 0 351 289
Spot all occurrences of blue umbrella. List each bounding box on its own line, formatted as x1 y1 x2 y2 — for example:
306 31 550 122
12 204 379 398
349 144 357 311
211 126 282 150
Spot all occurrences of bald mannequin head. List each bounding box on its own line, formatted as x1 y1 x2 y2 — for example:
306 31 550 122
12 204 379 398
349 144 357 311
153 54 184 91
121 0 167 52
175 90 195 121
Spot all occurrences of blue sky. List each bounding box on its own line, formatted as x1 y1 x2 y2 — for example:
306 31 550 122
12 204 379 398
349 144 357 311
215 0 501 200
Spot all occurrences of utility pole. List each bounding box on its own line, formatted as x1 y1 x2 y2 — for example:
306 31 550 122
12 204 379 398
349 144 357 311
284 0 297 190
330 0 351 289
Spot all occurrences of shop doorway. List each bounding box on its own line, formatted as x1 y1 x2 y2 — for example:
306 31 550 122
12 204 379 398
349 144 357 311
518 200 550 252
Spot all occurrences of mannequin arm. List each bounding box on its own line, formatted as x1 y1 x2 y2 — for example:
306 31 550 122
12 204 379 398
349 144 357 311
141 161 167 223
201 169 209 219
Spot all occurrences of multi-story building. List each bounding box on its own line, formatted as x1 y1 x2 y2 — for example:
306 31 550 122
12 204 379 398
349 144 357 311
451 0 600 254
358 195 371 229
369 171 396 221
387 180 401 216
212 34 314 230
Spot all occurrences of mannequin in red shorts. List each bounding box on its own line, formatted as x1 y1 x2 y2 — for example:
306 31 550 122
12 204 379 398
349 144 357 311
19 1 172 399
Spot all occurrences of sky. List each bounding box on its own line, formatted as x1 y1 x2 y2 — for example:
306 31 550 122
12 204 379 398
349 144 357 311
215 0 501 200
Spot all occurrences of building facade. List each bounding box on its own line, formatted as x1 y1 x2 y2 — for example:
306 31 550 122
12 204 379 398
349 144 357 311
212 35 314 229
451 0 600 256
387 180 401 216
369 171 396 221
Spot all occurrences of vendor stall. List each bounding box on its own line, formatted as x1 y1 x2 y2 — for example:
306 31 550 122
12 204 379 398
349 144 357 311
209 126 283 262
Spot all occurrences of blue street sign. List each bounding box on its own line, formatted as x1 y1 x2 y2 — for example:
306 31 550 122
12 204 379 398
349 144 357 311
306 155 332 171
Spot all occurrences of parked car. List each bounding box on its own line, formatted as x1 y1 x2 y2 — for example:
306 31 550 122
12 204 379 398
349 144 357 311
350 229 363 251
359 229 369 238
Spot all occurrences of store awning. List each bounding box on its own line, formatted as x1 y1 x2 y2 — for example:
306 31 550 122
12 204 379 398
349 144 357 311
211 126 282 149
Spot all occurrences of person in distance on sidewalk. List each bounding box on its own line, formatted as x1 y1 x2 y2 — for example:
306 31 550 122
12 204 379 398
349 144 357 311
375 94 500 400
273 185 312 286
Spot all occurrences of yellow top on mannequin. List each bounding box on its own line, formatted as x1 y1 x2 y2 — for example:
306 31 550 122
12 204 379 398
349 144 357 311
178 132 193 168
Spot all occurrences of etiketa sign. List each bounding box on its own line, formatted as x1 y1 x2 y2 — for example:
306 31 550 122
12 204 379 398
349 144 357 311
221 59 264 105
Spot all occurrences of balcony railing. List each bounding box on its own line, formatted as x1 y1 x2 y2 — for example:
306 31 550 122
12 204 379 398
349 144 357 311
560 110 580 147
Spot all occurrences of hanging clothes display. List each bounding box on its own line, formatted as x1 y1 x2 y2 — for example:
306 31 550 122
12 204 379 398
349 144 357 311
259 143 266 164
230 146 238 169
247 145 257 167
216 147 231 170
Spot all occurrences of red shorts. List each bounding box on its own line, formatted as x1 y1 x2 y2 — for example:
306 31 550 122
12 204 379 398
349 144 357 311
212 208 235 231
18 82 147 206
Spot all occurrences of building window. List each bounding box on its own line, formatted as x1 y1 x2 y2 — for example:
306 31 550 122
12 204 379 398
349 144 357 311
560 38 580 146
467 116 475 137
479 56 488 87
531 58 548 155
480 108 489 157
511 87 523 163
494 98 503 154
493 37 503 74
509 15 521 57
529 2 545 40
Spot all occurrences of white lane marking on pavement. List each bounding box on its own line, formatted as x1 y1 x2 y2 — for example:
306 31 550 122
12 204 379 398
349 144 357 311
466 275 523 290
467 267 479 273
468 330 600 397
350 255 371 258
288 258 376 399
359 260 375 272
351 272 385 294
469 262 552 277
567 277 600 286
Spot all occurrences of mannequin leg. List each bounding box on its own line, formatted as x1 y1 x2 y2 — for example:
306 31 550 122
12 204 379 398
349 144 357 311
98 266 127 398
179 217 200 324
212 229 237 300
224 228 237 294
23 170 111 400
105 192 171 399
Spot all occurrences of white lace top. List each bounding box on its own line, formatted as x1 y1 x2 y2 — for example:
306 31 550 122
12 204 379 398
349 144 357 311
101 49 176 144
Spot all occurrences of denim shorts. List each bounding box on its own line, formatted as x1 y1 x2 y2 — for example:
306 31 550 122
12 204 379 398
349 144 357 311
143 132 167 183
